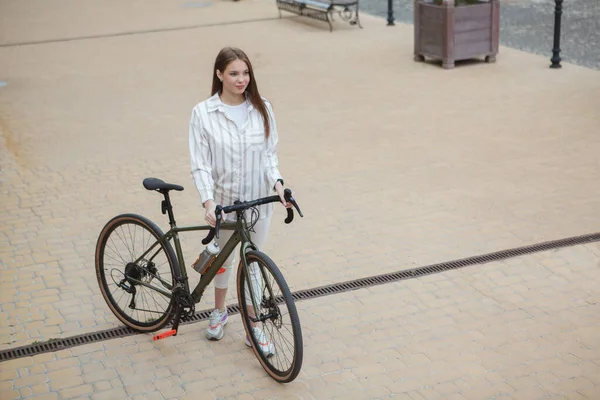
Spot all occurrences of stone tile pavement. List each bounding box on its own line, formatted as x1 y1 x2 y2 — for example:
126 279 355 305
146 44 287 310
1 244 600 399
1 0 600 398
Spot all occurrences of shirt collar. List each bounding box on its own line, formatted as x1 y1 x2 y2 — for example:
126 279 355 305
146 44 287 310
206 92 254 113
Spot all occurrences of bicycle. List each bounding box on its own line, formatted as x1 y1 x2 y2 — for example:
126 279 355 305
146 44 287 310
94 177 304 383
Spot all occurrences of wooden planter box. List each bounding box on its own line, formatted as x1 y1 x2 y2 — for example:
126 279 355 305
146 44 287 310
414 0 500 69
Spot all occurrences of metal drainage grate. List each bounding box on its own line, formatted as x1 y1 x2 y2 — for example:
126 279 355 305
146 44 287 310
291 232 600 301
0 326 137 362
1 231 599 362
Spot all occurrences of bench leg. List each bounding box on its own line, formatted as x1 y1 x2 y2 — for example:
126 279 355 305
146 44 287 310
442 60 455 69
332 4 362 29
354 7 363 29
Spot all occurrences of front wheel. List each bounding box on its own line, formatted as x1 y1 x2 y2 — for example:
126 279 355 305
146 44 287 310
95 214 178 332
237 251 303 383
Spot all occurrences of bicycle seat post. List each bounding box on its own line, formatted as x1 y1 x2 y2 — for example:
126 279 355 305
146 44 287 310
160 190 177 229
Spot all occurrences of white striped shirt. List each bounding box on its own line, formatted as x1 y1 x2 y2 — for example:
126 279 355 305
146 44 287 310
189 93 284 220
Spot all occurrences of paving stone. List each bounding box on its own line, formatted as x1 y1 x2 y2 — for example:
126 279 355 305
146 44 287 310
59 384 94 399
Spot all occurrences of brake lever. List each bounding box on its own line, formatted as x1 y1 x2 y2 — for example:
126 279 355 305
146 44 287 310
284 189 304 218
215 205 223 239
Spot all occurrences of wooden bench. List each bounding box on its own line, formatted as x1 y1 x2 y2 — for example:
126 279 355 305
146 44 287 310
276 0 362 32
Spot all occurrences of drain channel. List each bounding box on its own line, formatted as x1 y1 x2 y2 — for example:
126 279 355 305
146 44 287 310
1 231 599 362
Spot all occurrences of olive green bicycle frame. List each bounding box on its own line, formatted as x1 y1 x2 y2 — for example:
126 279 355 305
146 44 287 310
126 217 264 313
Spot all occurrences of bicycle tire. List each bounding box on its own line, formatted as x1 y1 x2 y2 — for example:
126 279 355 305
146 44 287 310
236 250 303 383
95 213 178 332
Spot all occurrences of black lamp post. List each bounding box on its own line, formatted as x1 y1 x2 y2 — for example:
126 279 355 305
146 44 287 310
550 0 563 68
387 0 395 25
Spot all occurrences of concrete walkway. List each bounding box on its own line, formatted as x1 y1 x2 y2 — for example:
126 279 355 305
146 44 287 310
1 0 600 398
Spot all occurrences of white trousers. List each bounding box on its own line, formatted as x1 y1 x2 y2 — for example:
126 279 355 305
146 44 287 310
213 213 272 290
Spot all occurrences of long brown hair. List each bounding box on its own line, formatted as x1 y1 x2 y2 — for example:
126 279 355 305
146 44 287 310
211 47 271 138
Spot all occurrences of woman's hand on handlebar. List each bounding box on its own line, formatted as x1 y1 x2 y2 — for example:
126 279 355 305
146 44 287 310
203 199 224 227
274 181 293 209
201 188 303 244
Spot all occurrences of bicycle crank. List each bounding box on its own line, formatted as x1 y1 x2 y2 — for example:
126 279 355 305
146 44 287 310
153 286 192 341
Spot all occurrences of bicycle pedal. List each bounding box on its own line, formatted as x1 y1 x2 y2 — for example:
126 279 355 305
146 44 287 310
153 329 177 341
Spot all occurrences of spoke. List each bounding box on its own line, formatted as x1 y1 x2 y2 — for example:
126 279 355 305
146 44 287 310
260 267 294 370
264 319 293 368
278 322 295 340
126 224 136 260
115 226 134 261
266 322 290 371
145 284 168 313
114 284 129 309
106 236 128 265
139 285 153 323
132 223 137 258
129 307 166 314
103 253 124 268
138 277 169 322
269 321 295 348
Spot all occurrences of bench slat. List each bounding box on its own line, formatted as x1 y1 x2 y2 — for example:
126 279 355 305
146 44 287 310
297 0 332 9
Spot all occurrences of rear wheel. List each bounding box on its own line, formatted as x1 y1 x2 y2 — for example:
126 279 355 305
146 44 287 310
237 250 303 383
95 214 178 332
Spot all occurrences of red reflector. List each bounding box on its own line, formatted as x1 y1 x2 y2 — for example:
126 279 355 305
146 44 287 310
153 330 177 341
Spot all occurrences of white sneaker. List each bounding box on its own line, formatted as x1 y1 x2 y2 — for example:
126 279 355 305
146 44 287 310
244 326 275 357
206 309 228 340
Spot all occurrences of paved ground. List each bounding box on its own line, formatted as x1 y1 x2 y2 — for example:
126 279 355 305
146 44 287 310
362 0 600 70
1 0 600 398
2 244 600 399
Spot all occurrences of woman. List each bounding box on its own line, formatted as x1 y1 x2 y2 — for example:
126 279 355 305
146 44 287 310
188 47 290 353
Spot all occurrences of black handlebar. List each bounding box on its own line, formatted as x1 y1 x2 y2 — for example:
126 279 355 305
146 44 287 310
201 188 303 245
201 229 215 245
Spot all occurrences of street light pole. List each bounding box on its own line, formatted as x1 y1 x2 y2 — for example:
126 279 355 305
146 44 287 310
387 0 395 25
550 0 563 68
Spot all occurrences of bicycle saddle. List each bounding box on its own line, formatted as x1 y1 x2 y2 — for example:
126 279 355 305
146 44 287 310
143 177 184 192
